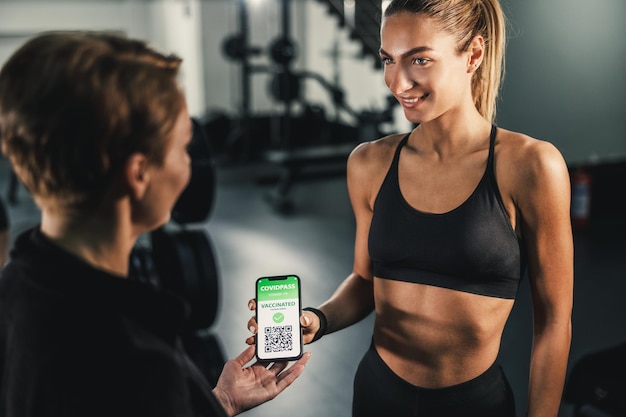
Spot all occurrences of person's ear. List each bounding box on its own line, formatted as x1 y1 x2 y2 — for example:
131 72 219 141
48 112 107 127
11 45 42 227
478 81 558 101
467 35 485 73
124 153 151 200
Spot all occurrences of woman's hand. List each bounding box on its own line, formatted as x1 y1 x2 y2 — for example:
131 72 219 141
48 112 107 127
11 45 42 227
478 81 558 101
245 299 321 346
212 345 311 417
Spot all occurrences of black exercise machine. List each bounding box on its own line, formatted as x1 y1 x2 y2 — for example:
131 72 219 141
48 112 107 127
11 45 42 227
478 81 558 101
220 0 396 213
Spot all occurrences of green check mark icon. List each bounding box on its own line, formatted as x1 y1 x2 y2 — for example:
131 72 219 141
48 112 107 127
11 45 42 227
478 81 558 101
272 313 285 323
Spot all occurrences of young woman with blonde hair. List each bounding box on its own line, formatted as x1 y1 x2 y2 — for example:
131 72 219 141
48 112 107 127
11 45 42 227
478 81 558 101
251 0 573 416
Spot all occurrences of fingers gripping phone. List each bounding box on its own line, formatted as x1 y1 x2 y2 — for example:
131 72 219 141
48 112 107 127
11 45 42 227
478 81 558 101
255 275 303 361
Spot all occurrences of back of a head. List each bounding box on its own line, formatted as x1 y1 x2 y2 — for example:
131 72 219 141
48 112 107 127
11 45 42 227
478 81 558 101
0 31 184 212
383 0 506 122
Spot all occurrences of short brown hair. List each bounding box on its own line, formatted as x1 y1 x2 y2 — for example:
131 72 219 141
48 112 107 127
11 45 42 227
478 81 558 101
0 31 184 211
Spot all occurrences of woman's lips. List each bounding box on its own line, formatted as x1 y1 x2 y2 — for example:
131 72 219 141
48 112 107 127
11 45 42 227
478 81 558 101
400 93 429 107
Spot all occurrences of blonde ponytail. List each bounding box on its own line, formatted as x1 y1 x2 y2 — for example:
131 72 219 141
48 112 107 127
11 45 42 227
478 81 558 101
473 0 506 122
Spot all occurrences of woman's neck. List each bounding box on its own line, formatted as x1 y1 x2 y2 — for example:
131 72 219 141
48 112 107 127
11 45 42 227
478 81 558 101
40 207 137 277
411 110 492 159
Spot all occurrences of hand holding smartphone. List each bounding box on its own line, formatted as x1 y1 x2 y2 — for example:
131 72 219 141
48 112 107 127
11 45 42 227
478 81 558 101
255 275 303 361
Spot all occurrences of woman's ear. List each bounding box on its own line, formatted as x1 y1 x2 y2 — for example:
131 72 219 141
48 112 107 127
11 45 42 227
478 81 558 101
124 153 150 200
467 35 485 73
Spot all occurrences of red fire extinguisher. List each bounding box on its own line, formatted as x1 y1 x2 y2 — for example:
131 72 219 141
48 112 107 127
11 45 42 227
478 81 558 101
571 167 592 230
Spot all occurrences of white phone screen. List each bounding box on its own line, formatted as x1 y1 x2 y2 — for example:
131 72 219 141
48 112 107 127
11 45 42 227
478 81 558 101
255 275 303 361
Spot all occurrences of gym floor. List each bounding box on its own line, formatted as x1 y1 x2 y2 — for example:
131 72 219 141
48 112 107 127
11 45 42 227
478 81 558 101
2 157 625 417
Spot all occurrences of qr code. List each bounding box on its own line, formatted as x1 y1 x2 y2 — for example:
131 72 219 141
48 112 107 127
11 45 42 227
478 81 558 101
264 325 293 353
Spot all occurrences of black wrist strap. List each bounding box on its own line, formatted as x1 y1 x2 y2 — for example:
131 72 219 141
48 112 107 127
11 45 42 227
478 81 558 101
303 307 327 343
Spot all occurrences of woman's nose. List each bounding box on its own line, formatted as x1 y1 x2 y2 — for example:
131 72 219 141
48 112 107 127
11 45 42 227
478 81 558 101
386 65 415 95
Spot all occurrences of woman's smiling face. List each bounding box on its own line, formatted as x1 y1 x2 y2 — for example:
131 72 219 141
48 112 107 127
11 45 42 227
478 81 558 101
380 12 476 124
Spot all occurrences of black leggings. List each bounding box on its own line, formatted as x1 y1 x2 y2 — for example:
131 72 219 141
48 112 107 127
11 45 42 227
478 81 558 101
352 343 516 417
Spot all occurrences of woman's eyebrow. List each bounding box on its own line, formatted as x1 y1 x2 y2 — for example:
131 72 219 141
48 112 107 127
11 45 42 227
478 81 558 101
379 46 434 58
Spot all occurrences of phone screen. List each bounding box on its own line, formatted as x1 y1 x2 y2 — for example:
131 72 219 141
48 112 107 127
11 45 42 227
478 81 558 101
255 275 303 361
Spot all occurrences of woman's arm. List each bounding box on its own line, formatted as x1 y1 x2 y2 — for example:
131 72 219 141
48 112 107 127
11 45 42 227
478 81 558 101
312 272 374 338
247 138 394 344
300 141 383 341
515 139 574 417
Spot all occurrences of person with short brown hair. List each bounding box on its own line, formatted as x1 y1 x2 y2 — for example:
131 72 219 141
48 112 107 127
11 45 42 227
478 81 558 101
0 31 309 417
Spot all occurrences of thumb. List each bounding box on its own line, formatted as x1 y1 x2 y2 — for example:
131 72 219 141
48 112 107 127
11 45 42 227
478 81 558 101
232 345 256 366
301 312 312 327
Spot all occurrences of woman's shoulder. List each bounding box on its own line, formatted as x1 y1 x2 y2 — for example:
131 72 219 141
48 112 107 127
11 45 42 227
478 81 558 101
495 127 570 199
348 132 408 171
496 127 567 174
346 133 408 205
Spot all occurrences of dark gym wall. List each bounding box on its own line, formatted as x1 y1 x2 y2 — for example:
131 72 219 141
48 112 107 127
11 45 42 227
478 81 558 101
5 0 620 163
497 0 626 165
203 0 626 163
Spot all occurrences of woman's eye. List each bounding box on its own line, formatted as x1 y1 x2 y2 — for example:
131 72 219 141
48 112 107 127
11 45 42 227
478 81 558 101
413 57 429 65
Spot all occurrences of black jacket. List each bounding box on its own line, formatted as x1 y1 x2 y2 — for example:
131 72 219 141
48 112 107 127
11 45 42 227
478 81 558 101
0 227 227 417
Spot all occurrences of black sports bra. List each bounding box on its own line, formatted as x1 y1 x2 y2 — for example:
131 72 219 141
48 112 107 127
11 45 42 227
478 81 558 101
368 125 525 299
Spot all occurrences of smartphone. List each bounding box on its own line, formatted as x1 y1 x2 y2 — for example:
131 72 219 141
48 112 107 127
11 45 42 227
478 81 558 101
255 275 303 361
